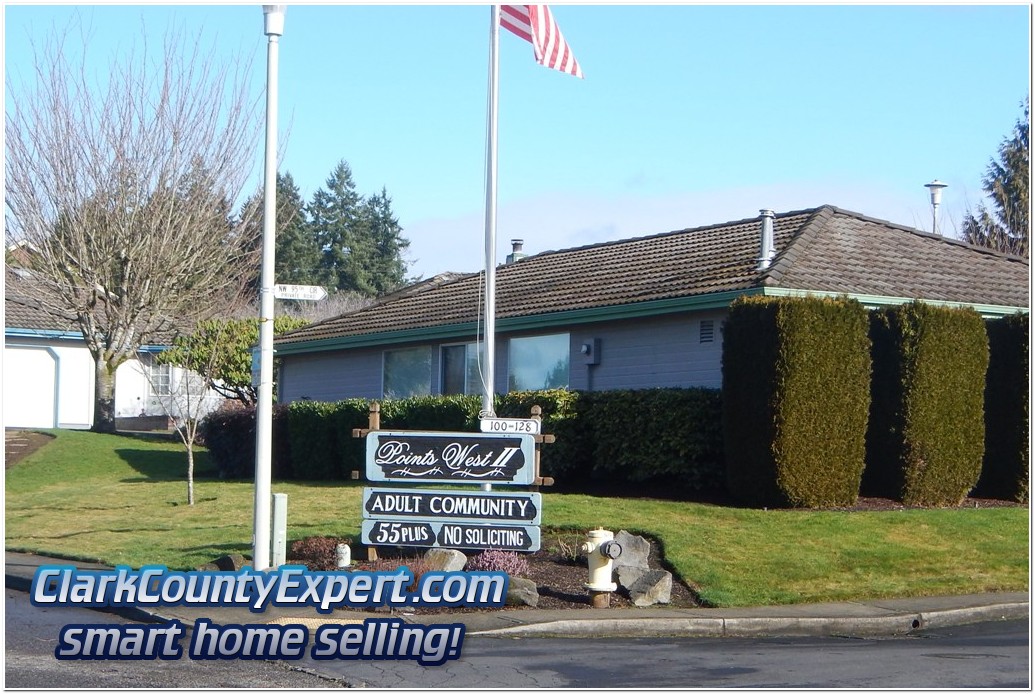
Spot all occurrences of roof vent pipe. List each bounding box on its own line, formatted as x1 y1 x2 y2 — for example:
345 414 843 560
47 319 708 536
757 209 776 271
506 239 526 264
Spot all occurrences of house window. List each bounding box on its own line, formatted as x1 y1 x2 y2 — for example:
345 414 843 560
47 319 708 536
383 346 432 399
148 361 172 396
700 319 715 343
442 343 483 395
508 333 569 391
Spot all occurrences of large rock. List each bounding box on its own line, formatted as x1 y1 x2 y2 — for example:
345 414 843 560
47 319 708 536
613 530 650 571
616 564 647 592
213 553 248 572
627 569 673 607
505 576 540 607
423 548 468 573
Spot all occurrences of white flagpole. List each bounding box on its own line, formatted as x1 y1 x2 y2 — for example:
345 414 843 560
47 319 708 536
254 5 285 572
481 5 501 492
482 5 500 420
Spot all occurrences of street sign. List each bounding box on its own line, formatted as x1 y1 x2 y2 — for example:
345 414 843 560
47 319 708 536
361 519 541 552
273 284 328 301
479 417 542 435
363 487 542 524
365 431 536 485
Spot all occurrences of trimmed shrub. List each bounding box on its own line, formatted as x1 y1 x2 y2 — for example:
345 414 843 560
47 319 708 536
198 404 290 480
380 395 481 432
722 296 872 508
495 389 724 493
578 388 724 491
863 301 989 506
288 399 372 480
975 313 1029 502
287 401 345 480
496 389 590 481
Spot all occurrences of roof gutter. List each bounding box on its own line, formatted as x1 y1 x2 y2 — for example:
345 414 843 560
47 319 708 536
273 285 1027 357
274 288 763 355
760 287 1028 317
4 327 170 351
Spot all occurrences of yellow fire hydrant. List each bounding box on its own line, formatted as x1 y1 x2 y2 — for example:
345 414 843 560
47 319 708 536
581 528 623 608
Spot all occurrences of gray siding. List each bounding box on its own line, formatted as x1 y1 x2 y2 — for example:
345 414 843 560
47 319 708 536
278 309 726 404
568 309 726 391
278 349 383 402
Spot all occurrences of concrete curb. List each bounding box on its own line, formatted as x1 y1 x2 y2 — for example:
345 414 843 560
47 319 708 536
469 604 1030 639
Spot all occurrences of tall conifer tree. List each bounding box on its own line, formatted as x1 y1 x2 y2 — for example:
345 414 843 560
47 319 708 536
962 98 1029 258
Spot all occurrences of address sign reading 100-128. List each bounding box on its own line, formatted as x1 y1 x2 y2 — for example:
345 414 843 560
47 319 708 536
364 431 536 485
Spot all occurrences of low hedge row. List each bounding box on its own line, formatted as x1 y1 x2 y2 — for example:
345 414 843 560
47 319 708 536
199 388 726 495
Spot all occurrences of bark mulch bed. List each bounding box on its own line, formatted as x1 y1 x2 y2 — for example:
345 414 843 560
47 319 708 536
5 430 55 468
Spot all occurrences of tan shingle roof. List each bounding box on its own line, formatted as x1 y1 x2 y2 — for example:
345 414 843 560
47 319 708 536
276 205 1029 348
763 207 1028 305
5 268 183 345
4 269 81 334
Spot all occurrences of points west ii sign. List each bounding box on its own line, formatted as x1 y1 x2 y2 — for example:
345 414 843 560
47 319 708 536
365 431 536 486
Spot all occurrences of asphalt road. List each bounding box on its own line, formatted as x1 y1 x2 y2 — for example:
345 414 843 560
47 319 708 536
3 588 343 689
297 620 1031 688
4 587 1029 689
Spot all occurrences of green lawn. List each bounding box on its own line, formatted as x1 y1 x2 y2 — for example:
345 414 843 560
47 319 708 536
5 429 1029 607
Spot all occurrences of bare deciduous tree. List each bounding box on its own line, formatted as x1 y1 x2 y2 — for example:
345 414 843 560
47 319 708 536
5 21 264 432
142 353 221 506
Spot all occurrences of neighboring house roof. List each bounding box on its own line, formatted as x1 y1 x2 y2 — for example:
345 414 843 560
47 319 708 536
4 268 82 336
4 268 180 347
275 205 1030 352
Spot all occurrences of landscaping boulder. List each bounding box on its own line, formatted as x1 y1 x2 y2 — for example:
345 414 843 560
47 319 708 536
423 548 468 573
627 569 672 607
616 564 647 592
505 576 540 607
613 530 650 571
213 553 248 572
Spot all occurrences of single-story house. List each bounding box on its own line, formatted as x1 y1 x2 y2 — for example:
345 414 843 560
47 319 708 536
273 205 1029 403
4 267 225 430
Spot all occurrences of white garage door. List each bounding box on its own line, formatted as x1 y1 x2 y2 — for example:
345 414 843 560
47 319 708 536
3 346 57 428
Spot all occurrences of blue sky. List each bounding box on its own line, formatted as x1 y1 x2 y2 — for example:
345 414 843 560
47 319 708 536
4 2 1031 280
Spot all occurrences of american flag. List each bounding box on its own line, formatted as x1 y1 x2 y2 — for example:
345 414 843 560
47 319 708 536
500 5 583 78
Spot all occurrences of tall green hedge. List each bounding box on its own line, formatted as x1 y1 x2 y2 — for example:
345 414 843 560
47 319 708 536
863 301 989 506
722 295 871 508
975 313 1029 502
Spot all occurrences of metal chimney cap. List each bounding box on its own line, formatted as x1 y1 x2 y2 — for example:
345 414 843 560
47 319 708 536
759 209 775 218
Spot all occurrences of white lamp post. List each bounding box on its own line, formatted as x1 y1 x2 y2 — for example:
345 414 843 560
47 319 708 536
253 4 285 572
925 180 948 235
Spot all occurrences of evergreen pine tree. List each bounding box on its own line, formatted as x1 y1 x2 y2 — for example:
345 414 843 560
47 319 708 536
961 98 1029 258
309 160 376 295
362 186 411 295
273 173 322 285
